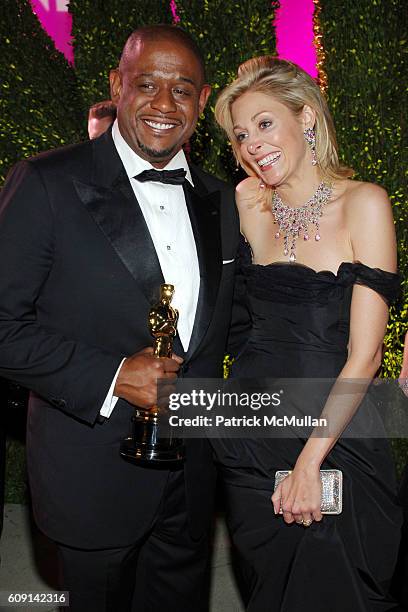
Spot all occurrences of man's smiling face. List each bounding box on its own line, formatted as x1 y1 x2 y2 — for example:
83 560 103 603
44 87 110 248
110 36 211 168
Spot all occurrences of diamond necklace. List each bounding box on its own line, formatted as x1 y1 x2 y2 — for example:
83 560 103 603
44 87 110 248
272 181 332 263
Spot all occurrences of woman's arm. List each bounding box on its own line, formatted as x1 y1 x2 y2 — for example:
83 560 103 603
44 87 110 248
271 182 397 525
399 332 408 397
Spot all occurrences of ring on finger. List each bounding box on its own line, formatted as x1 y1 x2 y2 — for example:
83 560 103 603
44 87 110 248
302 518 313 527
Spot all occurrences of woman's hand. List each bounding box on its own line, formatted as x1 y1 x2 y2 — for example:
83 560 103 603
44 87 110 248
235 177 265 208
271 465 323 527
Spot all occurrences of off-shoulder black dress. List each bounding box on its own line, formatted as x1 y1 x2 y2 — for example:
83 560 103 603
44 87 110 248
212 241 402 612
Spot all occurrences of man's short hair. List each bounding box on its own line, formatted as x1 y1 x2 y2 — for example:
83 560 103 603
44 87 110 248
120 24 207 84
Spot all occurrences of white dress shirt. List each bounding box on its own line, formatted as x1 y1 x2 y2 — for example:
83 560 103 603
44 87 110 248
100 120 200 417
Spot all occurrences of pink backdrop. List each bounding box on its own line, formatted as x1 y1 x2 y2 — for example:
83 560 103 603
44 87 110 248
30 0 317 77
276 0 317 78
30 0 74 64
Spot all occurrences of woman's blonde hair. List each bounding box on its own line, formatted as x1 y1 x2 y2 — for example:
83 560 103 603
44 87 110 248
215 56 353 182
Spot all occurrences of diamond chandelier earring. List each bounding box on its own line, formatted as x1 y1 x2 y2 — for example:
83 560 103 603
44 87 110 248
304 127 317 166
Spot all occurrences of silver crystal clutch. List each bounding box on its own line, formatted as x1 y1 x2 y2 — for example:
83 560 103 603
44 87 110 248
274 469 343 514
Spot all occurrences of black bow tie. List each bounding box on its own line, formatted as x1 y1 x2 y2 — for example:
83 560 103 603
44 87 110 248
134 168 187 185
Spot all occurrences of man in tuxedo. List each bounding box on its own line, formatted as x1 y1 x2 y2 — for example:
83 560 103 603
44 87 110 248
0 379 6 538
0 25 239 611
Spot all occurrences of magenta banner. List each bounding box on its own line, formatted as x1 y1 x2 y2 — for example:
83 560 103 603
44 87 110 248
30 0 74 64
275 0 317 78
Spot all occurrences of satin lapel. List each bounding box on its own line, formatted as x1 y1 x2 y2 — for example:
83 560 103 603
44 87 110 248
74 132 164 306
184 172 222 360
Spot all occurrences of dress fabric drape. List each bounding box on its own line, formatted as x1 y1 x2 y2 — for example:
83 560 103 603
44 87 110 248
212 240 402 612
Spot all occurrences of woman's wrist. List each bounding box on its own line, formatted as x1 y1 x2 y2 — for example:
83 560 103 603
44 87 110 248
295 443 331 472
294 455 322 473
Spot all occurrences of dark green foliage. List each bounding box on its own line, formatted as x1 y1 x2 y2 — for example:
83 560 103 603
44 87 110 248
69 0 173 114
176 0 279 179
0 0 83 183
5 439 28 504
320 0 407 378
320 0 407 469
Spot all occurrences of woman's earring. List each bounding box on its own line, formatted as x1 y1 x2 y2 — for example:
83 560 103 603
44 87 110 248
304 127 317 166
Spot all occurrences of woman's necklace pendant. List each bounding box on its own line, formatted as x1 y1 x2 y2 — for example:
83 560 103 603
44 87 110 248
272 181 332 262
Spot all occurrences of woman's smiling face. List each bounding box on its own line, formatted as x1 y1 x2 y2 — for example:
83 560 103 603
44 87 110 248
231 91 314 187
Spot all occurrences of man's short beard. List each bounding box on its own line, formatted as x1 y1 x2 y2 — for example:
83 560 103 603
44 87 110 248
137 138 178 160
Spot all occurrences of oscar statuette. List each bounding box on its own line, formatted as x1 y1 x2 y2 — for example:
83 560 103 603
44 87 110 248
120 284 185 464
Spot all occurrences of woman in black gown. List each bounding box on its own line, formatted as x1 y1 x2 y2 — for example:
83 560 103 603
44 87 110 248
213 57 402 611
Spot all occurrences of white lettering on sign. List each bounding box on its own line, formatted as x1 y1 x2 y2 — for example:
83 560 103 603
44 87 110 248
56 0 69 11
35 0 69 11
36 0 49 10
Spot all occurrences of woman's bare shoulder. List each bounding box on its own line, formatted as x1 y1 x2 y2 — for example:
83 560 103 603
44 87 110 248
340 179 391 220
339 180 396 269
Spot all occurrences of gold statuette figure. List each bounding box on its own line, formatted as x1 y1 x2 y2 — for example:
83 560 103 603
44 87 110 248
120 284 185 464
149 284 179 358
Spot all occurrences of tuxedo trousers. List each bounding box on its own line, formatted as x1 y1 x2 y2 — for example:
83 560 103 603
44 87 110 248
0 379 8 537
391 464 408 608
57 469 211 612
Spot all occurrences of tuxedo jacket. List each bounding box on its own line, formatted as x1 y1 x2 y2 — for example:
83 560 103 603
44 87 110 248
0 130 239 548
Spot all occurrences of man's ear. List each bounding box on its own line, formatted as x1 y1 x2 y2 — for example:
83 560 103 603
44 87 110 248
198 84 212 115
302 104 316 130
110 69 122 104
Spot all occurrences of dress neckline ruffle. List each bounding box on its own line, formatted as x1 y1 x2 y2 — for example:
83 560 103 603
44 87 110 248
249 260 398 281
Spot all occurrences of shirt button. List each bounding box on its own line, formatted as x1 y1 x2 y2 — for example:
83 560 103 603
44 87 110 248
160 205 165 210
167 245 171 250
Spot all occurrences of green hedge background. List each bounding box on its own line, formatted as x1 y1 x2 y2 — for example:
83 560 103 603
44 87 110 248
0 0 83 183
319 0 408 472
1 0 407 501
